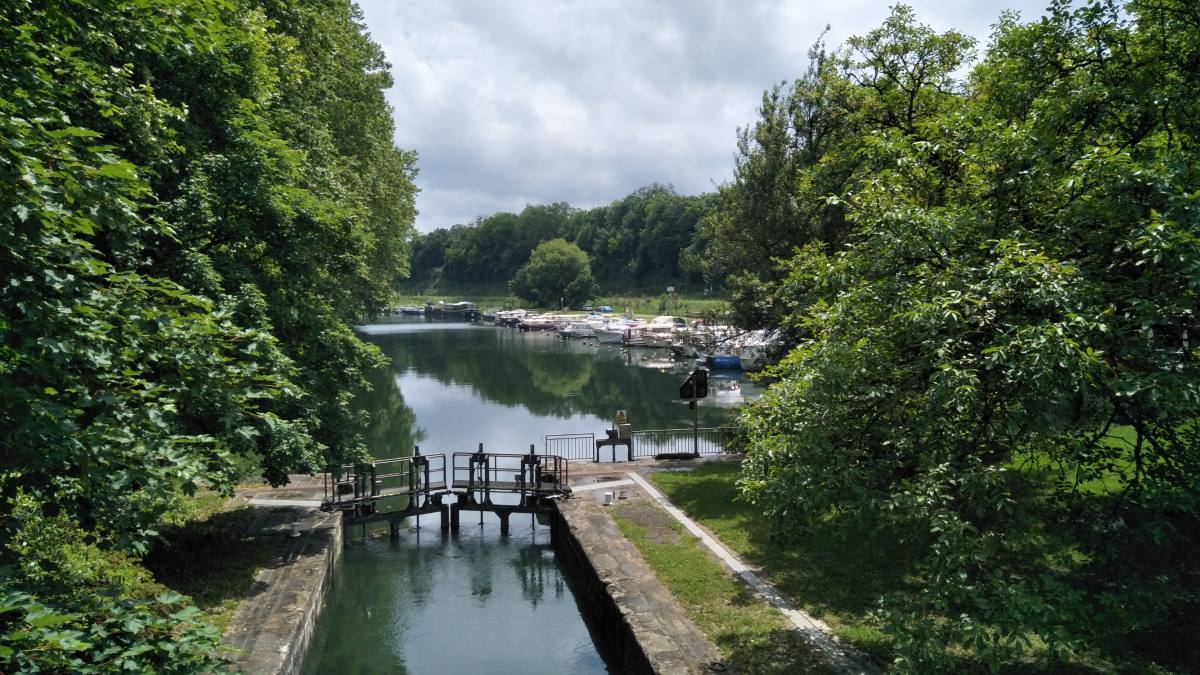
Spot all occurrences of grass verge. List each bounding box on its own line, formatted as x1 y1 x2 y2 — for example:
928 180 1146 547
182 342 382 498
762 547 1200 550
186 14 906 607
646 462 896 663
645 461 1196 673
144 493 285 634
611 501 837 674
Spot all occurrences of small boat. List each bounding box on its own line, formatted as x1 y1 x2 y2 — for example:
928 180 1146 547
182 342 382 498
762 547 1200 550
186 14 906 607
519 314 557 331
594 318 643 344
496 309 527 326
425 301 481 321
560 321 595 339
701 329 782 371
626 316 688 348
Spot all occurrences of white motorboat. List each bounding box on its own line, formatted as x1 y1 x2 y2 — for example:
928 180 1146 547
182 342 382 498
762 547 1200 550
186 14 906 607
594 318 644 344
518 314 557 331
560 321 596 339
496 309 527 326
628 315 689 348
702 329 782 371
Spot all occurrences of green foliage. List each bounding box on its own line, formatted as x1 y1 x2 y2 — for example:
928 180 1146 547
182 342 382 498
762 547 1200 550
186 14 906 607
735 2 1200 672
408 185 714 293
1 0 415 667
508 238 597 308
1 493 226 672
144 496 283 634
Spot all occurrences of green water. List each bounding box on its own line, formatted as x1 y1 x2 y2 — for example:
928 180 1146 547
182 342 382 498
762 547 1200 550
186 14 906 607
302 319 757 673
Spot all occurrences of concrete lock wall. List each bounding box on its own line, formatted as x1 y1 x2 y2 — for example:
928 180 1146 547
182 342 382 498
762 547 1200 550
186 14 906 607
551 504 656 674
226 498 719 674
551 499 724 675
224 508 342 675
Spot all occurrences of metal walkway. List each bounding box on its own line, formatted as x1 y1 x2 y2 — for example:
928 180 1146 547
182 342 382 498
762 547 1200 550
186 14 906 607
322 445 571 537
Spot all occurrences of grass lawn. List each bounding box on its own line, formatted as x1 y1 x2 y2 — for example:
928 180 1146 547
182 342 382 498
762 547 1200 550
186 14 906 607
645 461 1196 674
611 501 838 674
143 493 286 634
645 462 897 665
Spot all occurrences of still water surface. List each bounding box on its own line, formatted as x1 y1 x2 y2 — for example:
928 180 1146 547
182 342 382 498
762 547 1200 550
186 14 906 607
302 319 758 673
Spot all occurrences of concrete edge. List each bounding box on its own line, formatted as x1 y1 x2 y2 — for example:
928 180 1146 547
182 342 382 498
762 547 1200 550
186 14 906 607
222 508 342 674
553 498 725 675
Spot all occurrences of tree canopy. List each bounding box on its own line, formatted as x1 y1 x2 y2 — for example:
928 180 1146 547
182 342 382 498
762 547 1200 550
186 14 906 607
734 2 1200 670
1 0 415 667
509 239 597 309
407 185 714 293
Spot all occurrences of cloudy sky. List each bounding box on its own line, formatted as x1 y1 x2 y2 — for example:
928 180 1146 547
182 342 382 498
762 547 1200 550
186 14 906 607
356 0 1051 232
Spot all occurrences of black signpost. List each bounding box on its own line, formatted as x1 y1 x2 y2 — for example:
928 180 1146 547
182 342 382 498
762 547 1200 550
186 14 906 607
679 369 708 457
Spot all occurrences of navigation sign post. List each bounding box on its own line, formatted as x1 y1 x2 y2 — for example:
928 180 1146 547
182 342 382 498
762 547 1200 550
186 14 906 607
679 369 708 457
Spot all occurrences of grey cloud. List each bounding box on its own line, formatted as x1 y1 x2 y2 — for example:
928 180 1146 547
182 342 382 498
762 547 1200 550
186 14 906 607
358 0 1050 232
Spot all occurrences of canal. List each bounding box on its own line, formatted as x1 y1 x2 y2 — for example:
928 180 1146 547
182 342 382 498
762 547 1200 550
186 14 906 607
302 319 759 673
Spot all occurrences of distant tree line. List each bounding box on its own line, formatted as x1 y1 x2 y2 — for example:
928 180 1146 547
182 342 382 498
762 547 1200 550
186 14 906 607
407 184 716 293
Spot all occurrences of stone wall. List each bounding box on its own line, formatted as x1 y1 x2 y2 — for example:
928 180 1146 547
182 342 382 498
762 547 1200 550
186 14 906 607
553 498 724 675
224 507 342 675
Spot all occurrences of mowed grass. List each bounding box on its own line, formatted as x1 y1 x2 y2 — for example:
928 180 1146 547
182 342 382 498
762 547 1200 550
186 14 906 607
610 501 837 674
1011 425 1142 496
646 462 897 664
646 459 1195 673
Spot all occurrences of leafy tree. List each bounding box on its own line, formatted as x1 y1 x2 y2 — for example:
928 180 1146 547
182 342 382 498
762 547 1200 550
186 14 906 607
698 11 973 328
509 239 597 308
408 186 711 293
738 2 1200 671
1 0 415 668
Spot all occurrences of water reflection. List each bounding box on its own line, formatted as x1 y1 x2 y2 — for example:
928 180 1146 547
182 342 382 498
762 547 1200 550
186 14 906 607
358 359 422 461
304 320 758 674
356 319 757 456
511 542 565 608
303 521 606 675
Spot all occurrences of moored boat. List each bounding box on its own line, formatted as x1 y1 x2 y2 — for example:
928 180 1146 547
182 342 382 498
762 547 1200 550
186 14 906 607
496 309 527 326
594 318 643 344
560 321 595 339
425 300 481 321
518 314 557 331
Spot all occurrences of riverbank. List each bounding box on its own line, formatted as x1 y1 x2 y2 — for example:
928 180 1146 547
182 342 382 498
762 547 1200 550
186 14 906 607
391 293 729 319
565 459 864 673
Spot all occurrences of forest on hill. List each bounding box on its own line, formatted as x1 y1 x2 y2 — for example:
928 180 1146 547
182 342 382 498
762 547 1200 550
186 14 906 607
406 184 716 293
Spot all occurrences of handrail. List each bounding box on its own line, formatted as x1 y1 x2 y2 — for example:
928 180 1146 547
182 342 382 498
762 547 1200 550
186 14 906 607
630 426 738 459
323 450 447 508
544 433 595 461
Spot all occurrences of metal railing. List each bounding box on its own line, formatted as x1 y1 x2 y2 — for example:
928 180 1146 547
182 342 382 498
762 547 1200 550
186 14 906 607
450 447 570 504
544 433 596 461
631 427 738 459
323 451 447 510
